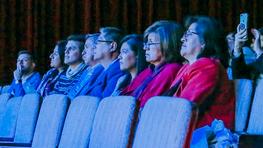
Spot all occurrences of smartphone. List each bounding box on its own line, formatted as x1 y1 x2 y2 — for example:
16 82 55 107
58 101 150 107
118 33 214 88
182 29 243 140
239 13 248 31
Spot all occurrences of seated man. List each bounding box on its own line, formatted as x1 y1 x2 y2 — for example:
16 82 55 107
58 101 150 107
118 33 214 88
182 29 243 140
51 35 87 95
86 27 127 98
8 50 41 97
67 33 104 99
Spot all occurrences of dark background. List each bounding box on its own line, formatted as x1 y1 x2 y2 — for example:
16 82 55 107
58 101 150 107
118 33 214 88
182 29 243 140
0 0 263 84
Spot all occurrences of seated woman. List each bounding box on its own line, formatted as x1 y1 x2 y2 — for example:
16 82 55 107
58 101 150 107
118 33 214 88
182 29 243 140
37 40 67 97
167 16 235 129
232 27 263 79
122 20 184 107
111 34 148 96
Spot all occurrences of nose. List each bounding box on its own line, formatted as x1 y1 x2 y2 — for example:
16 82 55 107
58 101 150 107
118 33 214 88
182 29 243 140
65 49 69 55
49 53 53 59
82 51 86 56
181 35 186 43
143 44 148 51
118 53 122 60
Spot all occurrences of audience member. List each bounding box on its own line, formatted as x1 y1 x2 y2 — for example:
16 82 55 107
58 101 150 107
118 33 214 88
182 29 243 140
51 35 87 95
167 16 235 129
86 27 126 98
122 20 184 107
37 40 67 97
111 34 148 96
67 33 104 99
8 50 41 97
232 26 263 79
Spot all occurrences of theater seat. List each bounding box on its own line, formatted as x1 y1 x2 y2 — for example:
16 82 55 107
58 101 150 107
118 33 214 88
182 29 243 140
247 79 263 134
0 93 11 121
237 79 263 147
132 97 198 148
234 79 254 132
58 96 100 148
31 94 69 148
0 96 23 141
89 96 136 148
14 93 41 144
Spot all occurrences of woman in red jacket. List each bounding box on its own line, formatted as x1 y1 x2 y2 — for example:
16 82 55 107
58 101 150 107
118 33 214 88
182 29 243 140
168 16 235 129
122 20 185 107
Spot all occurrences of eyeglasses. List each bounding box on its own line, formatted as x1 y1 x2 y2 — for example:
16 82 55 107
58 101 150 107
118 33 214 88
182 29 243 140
183 30 199 38
143 42 160 48
96 40 113 44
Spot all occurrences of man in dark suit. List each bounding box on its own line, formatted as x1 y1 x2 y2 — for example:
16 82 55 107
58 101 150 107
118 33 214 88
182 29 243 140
86 27 127 98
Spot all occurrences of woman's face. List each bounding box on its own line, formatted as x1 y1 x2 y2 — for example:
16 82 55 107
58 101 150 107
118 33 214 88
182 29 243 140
143 32 163 66
180 23 203 61
49 45 62 68
118 42 136 71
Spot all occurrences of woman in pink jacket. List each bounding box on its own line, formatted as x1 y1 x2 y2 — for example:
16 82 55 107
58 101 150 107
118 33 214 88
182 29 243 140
122 20 184 107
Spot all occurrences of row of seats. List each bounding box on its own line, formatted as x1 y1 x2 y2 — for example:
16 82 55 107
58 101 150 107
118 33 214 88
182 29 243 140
0 93 198 148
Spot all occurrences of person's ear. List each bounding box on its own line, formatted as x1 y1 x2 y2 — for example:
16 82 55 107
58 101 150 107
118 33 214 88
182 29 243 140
32 62 36 70
110 41 118 52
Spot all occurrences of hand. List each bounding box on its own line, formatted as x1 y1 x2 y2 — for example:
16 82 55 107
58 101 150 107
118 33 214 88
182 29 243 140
251 28 263 56
233 24 248 56
13 65 22 81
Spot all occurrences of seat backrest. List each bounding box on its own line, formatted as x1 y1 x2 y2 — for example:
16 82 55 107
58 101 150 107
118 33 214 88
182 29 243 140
132 97 198 148
1 85 10 94
31 94 69 148
14 93 41 144
247 79 263 134
0 96 23 140
89 96 136 148
0 93 11 120
58 96 100 148
234 79 254 132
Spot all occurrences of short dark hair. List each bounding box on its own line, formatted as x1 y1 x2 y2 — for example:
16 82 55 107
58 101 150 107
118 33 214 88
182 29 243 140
120 34 148 74
18 50 34 61
100 27 124 52
67 34 85 52
187 16 229 68
85 33 100 47
144 20 185 63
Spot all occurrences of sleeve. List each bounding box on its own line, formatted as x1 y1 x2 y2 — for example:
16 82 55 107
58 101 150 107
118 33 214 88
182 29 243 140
8 80 25 97
22 73 42 96
102 71 125 98
231 53 254 79
176 63 220 104
250 54 263 74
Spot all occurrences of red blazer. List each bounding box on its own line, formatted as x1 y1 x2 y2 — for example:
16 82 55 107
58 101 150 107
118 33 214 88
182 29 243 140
171 58 235 129
123 63 182 107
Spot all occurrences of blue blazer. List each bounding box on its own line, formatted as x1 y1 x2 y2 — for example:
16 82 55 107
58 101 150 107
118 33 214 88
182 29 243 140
8 72 41 97
67 64 104 100
86 59 126 98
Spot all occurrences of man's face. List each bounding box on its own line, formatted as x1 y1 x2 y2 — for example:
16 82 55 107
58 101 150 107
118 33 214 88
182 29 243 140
82 39 95 65
94 34 112 60
64 40 82 65
17 53 34 73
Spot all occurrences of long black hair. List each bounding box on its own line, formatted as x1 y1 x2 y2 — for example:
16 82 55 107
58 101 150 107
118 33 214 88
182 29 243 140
120 34 148 74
